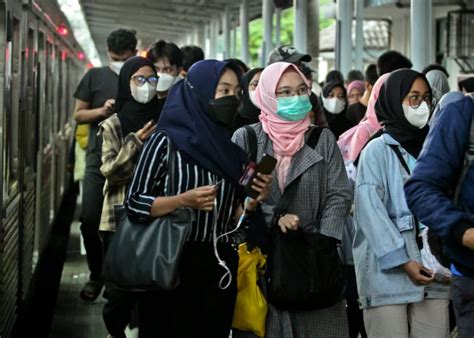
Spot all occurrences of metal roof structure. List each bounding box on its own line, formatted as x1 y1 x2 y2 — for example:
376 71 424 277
79 0 267 64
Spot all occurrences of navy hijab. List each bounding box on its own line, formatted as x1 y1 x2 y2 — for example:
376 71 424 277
116 56 160 137
157 60 248 183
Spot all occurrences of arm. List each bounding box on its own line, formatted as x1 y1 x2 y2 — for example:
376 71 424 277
319 129 353 240
100 119 143 186
405 98 473 245
73 99 114 124
126 133 217 221
355 141 410 271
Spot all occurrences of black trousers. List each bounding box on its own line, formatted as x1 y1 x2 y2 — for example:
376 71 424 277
101 231 137 338
80 168 105 281
138 242 239 338
451 275 474 338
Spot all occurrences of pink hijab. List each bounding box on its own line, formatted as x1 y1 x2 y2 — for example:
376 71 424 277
347 80 365 96
255 62 311 191
337 73 389 162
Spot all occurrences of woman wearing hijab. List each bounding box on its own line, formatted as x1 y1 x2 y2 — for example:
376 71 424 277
233 62 352 337
235 67 263 129
426 69 450 107
338 73 390 167
353 69 450 337
125 60 271 337
321 81 353 139
99 56 160 338
346 80 367 125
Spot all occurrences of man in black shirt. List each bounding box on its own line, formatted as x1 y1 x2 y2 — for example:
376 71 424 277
73 28 137 302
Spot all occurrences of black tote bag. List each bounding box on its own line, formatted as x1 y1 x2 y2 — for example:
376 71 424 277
102 138 193 291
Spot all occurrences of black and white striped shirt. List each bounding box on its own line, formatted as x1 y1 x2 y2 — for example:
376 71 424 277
126 132 240 242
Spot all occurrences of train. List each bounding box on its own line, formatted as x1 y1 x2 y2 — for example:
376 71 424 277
0 0 88 336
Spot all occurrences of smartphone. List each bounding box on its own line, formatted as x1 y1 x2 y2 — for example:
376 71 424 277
243 154 277 199
419 269 433 278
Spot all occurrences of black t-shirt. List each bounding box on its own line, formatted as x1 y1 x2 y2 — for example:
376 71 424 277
73 66 118 169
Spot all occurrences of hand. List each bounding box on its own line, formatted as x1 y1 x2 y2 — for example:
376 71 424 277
278 214 300 233
136 121 157 141
179 186 217 212
246 173 272 210
102 99 115 117
462 228 474 250
401 261 434 285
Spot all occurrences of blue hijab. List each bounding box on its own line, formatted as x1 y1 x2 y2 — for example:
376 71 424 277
157 59 248 183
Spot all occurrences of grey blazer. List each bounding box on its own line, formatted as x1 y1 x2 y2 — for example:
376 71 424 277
232 123 352 240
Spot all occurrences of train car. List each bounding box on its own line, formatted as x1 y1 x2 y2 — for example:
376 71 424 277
0 1 87 336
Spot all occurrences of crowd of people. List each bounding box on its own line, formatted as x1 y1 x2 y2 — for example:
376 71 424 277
69 28 474 338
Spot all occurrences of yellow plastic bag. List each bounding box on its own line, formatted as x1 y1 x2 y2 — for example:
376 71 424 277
75 124 89 150
232 243 267 337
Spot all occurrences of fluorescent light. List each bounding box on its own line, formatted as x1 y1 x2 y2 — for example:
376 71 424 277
57 0 102 66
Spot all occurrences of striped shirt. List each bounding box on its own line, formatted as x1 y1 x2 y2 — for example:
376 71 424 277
126 131 240 242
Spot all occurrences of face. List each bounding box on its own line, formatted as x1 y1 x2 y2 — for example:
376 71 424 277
348 88 363 105
214 68 240 99
328 86 346 101
154 57 180 76
129 66 158 88
108 49 135 63
275 69 310 98
248 71 262 92
402 77 431 109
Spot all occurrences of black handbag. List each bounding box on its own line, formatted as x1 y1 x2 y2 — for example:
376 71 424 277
266 128 346 311
101 138 193 291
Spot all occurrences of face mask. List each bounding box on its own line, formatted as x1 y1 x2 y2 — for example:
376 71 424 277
131 83 156 104
249 90 258 107
208 95 240 130
322 97 346 115
276 95 312 121
156 73 177 92
402 101 430 129
110 61 124 75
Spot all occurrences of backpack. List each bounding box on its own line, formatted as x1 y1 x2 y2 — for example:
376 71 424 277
429 102 474 268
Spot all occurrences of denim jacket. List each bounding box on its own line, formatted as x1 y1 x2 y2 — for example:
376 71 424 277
353 134 449 309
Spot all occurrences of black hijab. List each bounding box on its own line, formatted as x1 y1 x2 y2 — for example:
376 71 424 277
115 56 161 137
321 81 352 138
238 68 263 124
157 60 248 184
375 69 431 158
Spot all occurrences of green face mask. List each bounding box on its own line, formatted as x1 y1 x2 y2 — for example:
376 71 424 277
276 95 312 121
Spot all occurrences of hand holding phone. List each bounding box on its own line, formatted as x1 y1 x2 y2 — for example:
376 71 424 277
137 120 157 141
241 154 277 199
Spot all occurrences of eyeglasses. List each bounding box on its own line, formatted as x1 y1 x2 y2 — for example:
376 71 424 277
405 94 432 108
275 86 310 98
131 75 158 87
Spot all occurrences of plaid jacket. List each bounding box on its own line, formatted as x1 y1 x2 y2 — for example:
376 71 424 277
99 114 143 231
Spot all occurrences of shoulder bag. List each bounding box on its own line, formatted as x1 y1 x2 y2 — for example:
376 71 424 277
101 136 193 291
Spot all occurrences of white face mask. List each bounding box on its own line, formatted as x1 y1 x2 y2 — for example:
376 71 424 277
249 90 258 107
156 73 177 92
322 97 346 115
403 101 430 129
110 61 125 75
131 83 156 104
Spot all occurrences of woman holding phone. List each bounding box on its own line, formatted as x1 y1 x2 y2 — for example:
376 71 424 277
232 62 352 337
98 56 160 338
125 59 272 337
353 69 450 337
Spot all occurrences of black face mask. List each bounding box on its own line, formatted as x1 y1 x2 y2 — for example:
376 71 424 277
208 95 240 130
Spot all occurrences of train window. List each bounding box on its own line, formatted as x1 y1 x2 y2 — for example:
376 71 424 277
42 40 52 147
3 16 21 199
24 27 37 168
